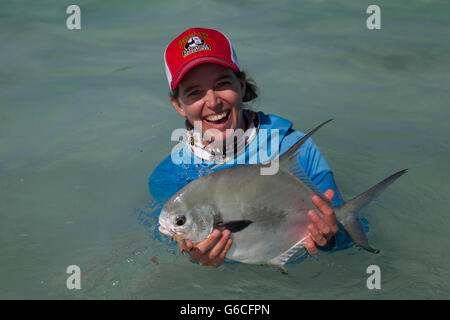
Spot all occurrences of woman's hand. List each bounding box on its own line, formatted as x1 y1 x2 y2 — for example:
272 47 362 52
182 229 232 267
303 189 339 255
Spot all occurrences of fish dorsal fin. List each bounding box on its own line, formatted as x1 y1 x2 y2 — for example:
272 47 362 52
280 119 333 203
280 119 333 162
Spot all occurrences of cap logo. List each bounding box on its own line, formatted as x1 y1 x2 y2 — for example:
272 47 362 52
165 28 239 89
179 33 211 57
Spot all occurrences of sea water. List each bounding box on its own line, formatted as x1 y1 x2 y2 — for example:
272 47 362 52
1 0 449 299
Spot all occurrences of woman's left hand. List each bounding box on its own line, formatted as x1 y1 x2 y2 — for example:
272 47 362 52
303 189 339 255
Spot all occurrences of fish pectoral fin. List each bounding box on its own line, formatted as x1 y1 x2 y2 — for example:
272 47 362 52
215 220 252 233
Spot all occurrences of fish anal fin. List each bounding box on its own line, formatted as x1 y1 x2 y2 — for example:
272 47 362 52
267 263 289 275
216 220 252 233
267 237 307 273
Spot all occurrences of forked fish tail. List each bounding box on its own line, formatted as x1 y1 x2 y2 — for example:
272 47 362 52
334 169 408 253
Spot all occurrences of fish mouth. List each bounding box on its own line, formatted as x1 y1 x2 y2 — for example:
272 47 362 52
158 224 172 236
158 225 187 245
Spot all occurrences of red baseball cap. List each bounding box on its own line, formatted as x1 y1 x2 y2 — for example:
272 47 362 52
164 27 240 91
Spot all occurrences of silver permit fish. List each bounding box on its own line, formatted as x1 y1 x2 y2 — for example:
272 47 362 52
158 119 407 270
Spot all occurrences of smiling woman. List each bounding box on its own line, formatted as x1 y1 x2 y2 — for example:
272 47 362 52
149 27 360 267
170 63 246 144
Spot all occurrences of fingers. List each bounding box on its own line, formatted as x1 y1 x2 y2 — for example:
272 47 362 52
311 190 339 234
217 237 233 263
305 220 331 255
305 189 340 255
195 229 222 254
186 229 232 267
324 189 335 202
307 210 332 241
303 236 318 255
208 230 231 260
308 222 328 247
187 229 220 260
304 213 330 255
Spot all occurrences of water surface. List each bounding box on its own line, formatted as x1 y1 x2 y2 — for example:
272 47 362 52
1 0 449 299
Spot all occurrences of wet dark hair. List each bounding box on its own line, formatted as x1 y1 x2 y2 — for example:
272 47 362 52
169 70 259 103
234 70 259 103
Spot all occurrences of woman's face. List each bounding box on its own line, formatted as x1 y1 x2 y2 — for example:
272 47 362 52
170 63 246 145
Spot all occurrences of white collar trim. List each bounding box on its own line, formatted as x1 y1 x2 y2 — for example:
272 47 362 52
185 110 258 163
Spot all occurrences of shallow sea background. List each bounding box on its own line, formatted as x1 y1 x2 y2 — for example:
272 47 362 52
1 0 449 299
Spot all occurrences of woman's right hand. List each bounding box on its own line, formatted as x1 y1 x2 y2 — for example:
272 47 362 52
182 229 232 267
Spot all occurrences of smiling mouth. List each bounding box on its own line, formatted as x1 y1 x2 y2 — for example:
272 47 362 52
203 110 231 124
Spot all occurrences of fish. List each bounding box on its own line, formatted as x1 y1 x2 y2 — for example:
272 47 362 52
158 119 407 270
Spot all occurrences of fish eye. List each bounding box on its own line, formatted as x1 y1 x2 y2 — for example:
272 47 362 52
175 216 186 226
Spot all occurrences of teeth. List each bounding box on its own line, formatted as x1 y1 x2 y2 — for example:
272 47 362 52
205 111 228 122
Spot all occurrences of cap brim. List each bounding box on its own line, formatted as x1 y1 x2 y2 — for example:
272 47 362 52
170 56 240 91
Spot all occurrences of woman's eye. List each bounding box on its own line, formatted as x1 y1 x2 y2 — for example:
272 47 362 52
188 90 201 97
175 216 186 226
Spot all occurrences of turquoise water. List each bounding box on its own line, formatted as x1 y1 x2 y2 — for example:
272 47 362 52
1 0 449 299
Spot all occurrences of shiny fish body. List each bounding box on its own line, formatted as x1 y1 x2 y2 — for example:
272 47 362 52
171 165 316 264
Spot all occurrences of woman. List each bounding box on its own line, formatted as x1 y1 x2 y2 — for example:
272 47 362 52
149 27 357 267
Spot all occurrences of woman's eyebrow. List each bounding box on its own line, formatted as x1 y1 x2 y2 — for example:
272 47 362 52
214 74 233 82
182 74 232 94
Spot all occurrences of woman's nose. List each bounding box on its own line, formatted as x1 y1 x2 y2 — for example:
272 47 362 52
205 89 220 108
